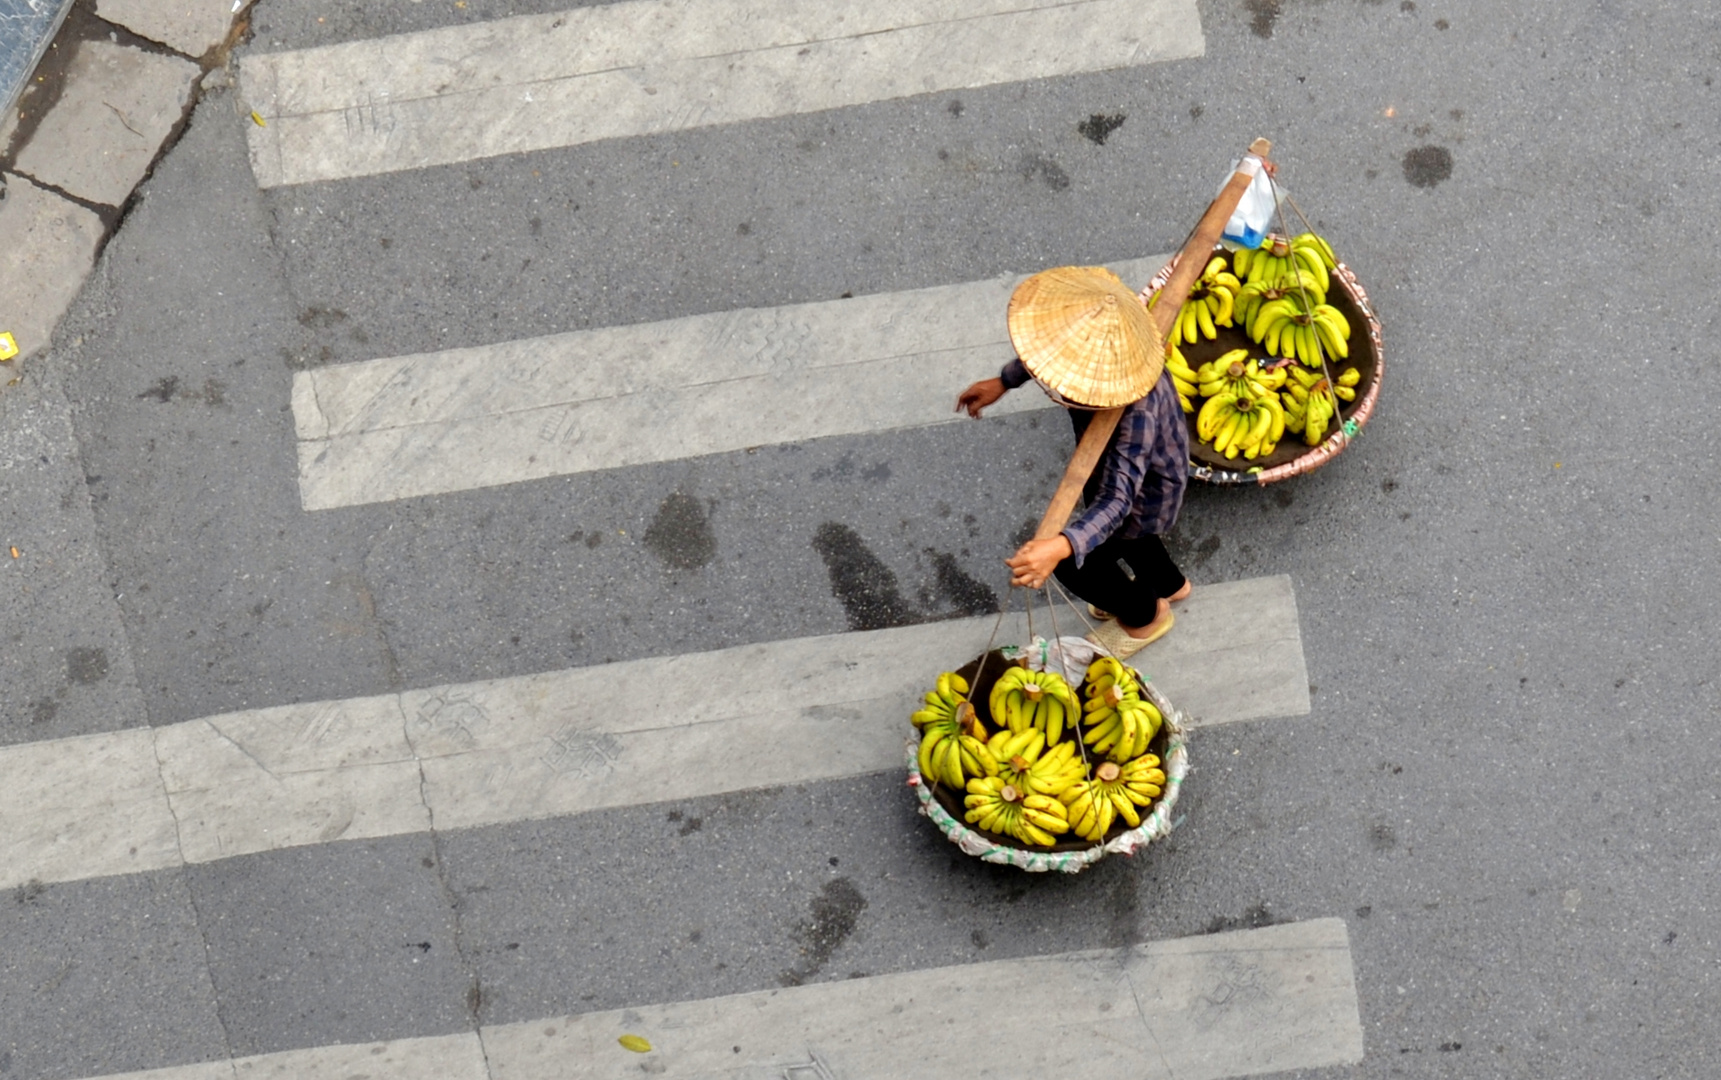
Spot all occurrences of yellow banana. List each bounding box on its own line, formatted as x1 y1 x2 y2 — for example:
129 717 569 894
1240 405 1274 459
1213 285 1235 327
1195 299 1216 340
918 729 940 780
1109 788 1142 828
1262 393 1285 447
1118 754 1163 780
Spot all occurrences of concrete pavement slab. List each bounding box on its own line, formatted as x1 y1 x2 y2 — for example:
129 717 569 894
0 172 104 362
13 39 197 207
97 0 237 60
184 835 474 1057
0 869 226 1080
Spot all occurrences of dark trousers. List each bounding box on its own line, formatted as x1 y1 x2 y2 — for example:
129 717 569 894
1053 534 1186 627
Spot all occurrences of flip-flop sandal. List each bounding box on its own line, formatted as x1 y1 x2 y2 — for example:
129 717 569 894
1085 611 1175 660
1087 604 1115 621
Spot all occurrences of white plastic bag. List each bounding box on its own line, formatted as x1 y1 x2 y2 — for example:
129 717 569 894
1003 635 1100 685
1219 155 1284 251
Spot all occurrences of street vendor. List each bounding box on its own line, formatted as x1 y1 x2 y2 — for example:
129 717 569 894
955 266 1191 661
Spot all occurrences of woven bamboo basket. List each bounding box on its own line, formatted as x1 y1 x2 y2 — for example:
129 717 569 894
907 647 1190 874
1142 246 1384 484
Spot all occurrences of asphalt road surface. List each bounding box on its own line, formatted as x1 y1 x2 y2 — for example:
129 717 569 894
2 0 1720 1077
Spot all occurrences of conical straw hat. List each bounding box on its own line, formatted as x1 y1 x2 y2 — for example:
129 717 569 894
1007 266 1162 408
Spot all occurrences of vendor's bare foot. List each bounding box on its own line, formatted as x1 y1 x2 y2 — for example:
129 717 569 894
1119 597 1173 639
1169 581 1193 603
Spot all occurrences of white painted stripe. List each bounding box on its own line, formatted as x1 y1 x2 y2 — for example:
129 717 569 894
0 575 1305 889
240 0 1205 187
487 918 1364 1079
291 255 1168 511
0 728 181 888
72 920 1362 1080
1152 575 1310 725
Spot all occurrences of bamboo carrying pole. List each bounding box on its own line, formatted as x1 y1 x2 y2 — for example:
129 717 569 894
1029 138 1273 546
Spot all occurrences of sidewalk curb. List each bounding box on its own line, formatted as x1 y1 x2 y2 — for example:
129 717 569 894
0 0 248 390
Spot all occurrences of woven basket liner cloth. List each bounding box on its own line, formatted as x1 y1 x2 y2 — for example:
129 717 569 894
1007 266 1163 408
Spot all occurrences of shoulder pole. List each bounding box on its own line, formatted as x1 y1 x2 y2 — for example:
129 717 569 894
1030 138 1274 543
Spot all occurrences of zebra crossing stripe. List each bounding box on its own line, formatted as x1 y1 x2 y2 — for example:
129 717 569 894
241 0 1205 187
67 919 1362 1080
291 256 1167 511
0 575 1306 890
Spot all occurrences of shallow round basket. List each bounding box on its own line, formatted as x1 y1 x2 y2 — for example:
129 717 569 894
907 650 1190 874
1142 246 1384 485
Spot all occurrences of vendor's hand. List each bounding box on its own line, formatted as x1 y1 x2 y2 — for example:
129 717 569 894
1005 535 1073 590
956 378 1007 418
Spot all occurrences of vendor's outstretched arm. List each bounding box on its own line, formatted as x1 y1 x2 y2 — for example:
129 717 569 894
956 378 1005 418
956 359 1032 418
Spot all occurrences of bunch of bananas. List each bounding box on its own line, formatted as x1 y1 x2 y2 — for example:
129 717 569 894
1166 345 1199 413
959 726 1082 844
1247 290 1352 366
1195 349 1287 400
1081 656 1166 760
992 736 1086 798
913 671 992 788
1151 257 1242 345
1234 232 1335 294
1084 656 1135 705
1334 364 1361 399
964 777 1072 846
911 671 970 731
915 658 1171 848
1235 268 1323 335
1161 231 1358 461
989 666 1081 745
1060 757 1167 841
1196 385 1286 461
1281 366 1361 446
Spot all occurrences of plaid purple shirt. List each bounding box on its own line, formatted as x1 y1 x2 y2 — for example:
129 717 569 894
1001 359 1189 566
